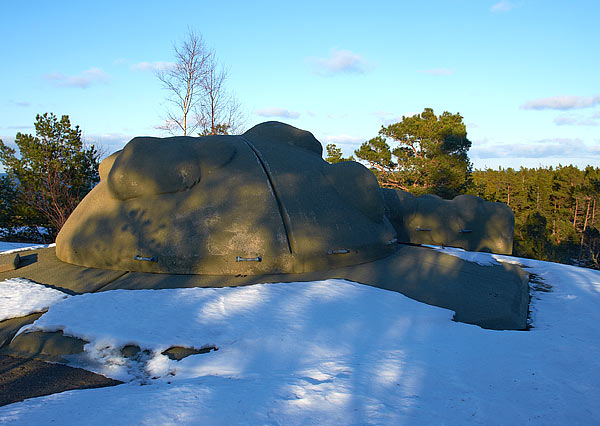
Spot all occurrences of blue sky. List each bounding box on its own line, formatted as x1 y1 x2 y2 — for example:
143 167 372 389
1 0 598 170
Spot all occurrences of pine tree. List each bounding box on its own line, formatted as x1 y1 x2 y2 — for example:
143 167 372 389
355 108 472 198
0 113 100 239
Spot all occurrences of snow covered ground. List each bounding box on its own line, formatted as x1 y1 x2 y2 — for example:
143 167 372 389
0 242 53 254
0 242 599 425
0 278 68 322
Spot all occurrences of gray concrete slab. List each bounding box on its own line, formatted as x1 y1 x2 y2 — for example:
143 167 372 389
0 248 126 294
0 244 528 332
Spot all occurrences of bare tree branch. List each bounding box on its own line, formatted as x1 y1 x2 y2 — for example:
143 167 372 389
156 29 244 137
156 29 210 136
196 57 244 136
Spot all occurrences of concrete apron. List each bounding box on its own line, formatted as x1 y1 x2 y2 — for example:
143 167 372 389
0 245 529 362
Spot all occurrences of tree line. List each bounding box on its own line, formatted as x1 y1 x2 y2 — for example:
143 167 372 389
469 165 599 268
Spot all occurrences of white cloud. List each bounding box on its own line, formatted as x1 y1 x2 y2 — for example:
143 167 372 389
472 138 600 159
9 100 30 107
522 95 600 110
84 132 134 157
553 115 579 126
373 110 417 126
326 113 349 120
418 68 455 76
553 114 598 126
321 134 364 145
256 107 300 119
4 125 34 130
45 67 108 88
310 49 370 75
491 1 514 13
131 61 175 72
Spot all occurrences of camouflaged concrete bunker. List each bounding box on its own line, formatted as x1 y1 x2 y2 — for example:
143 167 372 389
382 190 514 254
56 122 398 275
56 121 514 275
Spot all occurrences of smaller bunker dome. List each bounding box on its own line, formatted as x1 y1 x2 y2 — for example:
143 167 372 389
382 189 514 254
56 122 398 275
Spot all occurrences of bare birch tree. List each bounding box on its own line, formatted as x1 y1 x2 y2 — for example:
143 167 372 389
157 30 243 136
156 30 210 136
197 53 244 136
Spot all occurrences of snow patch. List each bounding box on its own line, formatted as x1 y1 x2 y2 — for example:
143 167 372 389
426 245 501 266
0 242 54 254
0 278 69 322
19 280 454 383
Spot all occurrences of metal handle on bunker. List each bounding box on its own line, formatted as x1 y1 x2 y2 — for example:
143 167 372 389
134 255 158 262
235 256 262 262
327 249 350 255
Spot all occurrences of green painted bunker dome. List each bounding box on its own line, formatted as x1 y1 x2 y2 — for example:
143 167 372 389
56 122 398 275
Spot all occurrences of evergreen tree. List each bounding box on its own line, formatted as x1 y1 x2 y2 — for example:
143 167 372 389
0 113 100 239
514 212 551 261
470 164 599 268
355 108 472 198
